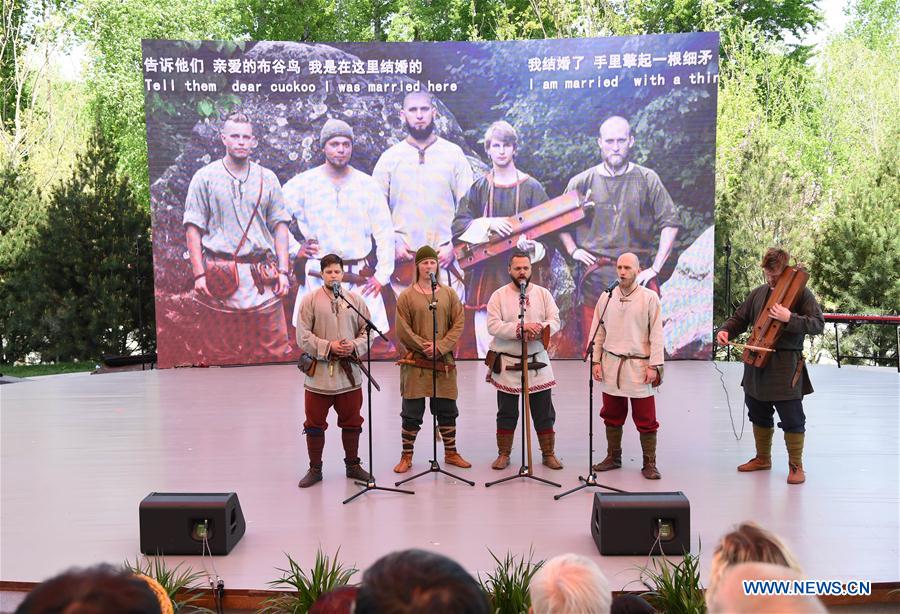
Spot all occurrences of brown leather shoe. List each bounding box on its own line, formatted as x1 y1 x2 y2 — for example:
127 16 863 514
393 453 413 473
297 465 323 488
542 454 563 470
491 454 510 470
737 456 772 472
787 463 806 484
592 453 622 472
444 451 472 468
641 459 661 480
345 462 372 482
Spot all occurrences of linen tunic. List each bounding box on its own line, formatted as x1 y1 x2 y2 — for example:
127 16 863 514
395 284 465 400
590 284 664 398
296 287 371 395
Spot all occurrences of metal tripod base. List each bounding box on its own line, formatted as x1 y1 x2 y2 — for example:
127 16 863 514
554 471 627 500
485 464 561 488
395 459 475 487
343 479 415 505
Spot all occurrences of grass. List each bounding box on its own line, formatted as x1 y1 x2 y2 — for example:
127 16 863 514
0 361 96 378
123 556 214 613
478 548 544 614
640 551 706 614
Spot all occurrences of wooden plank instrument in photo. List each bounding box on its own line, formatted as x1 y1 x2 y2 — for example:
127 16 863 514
742 265 809 368
453 190 593 270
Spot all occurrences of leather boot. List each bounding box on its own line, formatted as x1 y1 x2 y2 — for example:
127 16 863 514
439 425 471 468
393 428 418 473
785 432 806 484
738 425 774 472
592 425 623 472
640 431 661 479
345 459 372 482
538 431 563 470
297 463 323 488
492 431 514 469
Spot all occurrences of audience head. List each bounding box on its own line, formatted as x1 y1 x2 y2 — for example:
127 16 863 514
16 564 163 614
707 562 826 613
609 593 656 614
355 549 489 614
529 553 611 614
708 521 801 602
310 585 358 614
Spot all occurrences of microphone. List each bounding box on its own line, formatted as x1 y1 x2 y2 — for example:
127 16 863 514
428 271 437 288
332 283 341 299
519 279 527 299
606 279 620 295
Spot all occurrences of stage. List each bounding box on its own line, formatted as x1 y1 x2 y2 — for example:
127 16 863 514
1 361 898 603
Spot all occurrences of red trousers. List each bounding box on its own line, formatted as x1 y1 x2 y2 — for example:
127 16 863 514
303 389 364 432
600 392 659 433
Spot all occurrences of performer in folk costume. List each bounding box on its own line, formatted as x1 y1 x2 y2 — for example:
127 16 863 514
485 250 563 470
284 118 395 335
716 247 824 484
183 113 293 364
295 254 374 488
393 246 470 473
452 120 550 358
372 91 473 300
590 253 665 480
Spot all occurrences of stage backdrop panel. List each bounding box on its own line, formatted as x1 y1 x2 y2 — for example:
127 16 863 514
142 34 719 368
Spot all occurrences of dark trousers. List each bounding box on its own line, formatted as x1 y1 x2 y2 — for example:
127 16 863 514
401 397 459 431
497 389 555 433
600 392 659 433
745 394 805 433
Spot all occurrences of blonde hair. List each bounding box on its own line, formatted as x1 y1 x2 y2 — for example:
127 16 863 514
529 554 611 614
483 120 518 152
707 522 801 606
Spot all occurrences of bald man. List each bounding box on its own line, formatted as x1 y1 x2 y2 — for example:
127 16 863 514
560 115 679 343
707 563 827 613
589 253 665 479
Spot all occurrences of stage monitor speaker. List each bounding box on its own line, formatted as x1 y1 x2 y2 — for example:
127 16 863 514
591 491 690 556
139 492 245 555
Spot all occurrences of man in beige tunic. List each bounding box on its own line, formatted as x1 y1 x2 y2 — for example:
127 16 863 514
295 254 374 488
590 252 665 479
393 245 470 473
486 251 563 470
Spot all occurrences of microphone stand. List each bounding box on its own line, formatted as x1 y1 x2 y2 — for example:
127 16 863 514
396 275 474 488
486 282 560 489
555 284 627 500
336 285 415 504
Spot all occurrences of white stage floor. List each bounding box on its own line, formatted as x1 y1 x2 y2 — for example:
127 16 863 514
1 361 898 594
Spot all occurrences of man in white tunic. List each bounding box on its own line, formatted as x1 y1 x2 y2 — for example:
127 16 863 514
284 119 394 334
372 91 473 299
486 251 562 470
590 252 665 479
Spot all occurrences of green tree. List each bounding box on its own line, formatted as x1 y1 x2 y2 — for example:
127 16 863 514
22 122 153 361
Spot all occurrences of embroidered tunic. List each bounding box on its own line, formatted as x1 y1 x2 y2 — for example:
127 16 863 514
486 284 560 393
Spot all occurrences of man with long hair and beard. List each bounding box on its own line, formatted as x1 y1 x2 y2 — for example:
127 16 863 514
373 91 473 303
485 251 562 470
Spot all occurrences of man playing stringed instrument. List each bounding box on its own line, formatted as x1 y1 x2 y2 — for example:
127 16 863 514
393 246 470 473
485 251 563 470
452 121 550 359
716 248 824 484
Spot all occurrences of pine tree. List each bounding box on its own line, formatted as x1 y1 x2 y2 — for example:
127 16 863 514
27 122 154 361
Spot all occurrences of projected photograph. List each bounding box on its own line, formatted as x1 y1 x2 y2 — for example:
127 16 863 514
142 34 719 368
